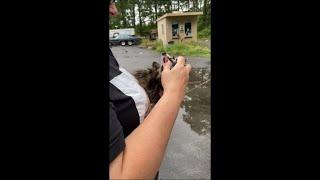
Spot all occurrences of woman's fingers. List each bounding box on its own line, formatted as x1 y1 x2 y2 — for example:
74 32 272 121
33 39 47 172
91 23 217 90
174 56 186 67
185 64 192 73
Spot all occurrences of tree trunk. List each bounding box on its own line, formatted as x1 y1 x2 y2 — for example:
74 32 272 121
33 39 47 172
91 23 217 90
165 1 170 13
120 0 127 28
150 3 154 26
203 0 208 23
154 1 158 20
208 0 211 24
132 1 136 28
137 3 143 36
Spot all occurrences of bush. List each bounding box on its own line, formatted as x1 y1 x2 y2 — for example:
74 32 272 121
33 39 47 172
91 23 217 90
139 38 150 48
139 39 161 48
141 39 210 57
198 27 211 39
157 41 210 58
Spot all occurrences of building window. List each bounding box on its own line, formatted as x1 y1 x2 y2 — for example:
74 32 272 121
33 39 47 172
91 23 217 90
162 24 164 35
172 23 179 39
185 22 192 37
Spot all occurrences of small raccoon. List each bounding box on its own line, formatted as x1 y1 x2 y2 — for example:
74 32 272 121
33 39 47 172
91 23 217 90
133 53 181 117
133 61 163 117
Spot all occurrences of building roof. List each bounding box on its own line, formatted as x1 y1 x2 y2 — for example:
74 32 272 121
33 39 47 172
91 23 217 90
156 11 203 22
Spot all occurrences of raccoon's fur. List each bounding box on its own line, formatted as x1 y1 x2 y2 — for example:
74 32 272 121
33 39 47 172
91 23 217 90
133 61 163 117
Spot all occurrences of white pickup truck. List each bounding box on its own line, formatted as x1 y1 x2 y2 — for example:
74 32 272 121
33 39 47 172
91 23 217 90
109 28 135 38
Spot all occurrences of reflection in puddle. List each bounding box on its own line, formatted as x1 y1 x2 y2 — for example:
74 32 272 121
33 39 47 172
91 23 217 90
181 67 211 136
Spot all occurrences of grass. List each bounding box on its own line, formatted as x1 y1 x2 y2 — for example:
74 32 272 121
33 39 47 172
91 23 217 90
139 38 210 58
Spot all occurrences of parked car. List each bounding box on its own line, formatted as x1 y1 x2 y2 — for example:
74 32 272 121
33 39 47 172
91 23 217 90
109 34 141 46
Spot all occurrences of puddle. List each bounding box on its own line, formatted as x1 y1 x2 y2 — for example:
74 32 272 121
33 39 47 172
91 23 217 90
181 67 211 136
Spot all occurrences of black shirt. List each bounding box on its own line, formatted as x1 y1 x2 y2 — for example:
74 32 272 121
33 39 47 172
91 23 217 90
108 48 149 163
108 48 160 179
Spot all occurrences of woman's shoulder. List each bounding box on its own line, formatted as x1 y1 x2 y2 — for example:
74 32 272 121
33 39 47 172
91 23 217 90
109 48 122 81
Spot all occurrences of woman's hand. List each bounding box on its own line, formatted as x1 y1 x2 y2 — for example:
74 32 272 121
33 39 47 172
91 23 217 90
161 56 191 103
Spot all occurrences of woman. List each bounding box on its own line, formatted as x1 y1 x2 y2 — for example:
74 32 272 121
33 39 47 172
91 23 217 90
108 0 192 179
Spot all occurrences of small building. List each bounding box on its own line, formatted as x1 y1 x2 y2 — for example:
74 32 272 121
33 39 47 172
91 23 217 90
156 11 203 46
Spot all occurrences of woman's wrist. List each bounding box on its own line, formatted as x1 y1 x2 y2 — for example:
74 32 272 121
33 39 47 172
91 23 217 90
162 90 185 105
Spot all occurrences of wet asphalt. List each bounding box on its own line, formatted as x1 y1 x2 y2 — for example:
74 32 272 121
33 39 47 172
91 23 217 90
110 45 211 179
